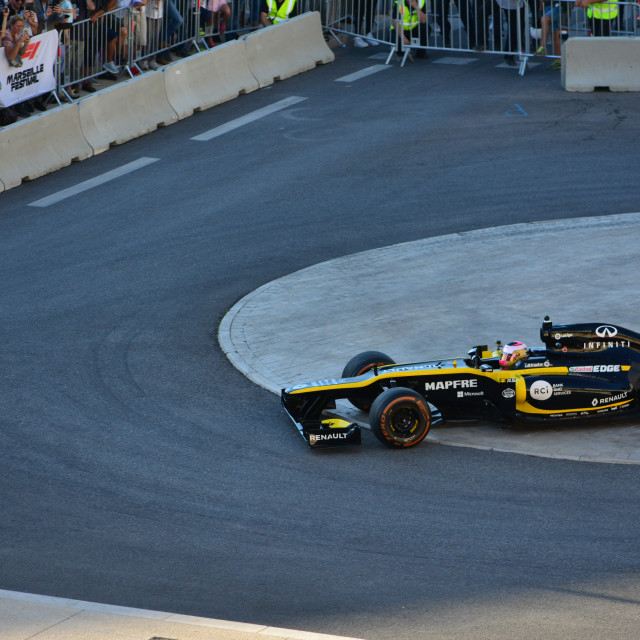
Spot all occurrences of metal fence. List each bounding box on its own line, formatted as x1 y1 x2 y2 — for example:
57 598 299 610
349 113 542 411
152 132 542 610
54 0 268 100
36 0 640 102
321 0 640 73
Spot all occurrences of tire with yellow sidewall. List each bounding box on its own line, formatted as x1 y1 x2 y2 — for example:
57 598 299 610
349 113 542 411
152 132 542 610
369 387 432 448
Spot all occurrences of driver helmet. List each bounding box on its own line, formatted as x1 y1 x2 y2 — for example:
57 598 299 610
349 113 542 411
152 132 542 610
500 341 528 369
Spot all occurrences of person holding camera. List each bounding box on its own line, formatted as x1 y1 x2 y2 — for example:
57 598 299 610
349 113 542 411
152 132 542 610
1 14 37 116
1 12 29 63
6 0 39 32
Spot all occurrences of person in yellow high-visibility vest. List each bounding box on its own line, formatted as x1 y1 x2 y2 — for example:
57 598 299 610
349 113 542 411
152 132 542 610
259 0 298 26
392 0 428 57
574 0 618 36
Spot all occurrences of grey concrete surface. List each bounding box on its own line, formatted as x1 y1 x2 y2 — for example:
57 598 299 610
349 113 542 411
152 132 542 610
0 590 366 640
219 213 640 464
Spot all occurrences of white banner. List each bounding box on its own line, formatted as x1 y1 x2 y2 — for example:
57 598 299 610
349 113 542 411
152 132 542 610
0 30 58 108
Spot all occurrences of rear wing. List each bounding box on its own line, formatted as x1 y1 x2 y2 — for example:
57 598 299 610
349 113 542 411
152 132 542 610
540 316 640 353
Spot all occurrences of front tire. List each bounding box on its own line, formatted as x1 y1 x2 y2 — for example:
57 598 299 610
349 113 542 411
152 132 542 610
341 350 395 411
369 387 432 448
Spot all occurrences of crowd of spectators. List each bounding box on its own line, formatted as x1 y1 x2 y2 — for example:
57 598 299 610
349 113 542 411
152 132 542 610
0 0 633 124
362 0 628 67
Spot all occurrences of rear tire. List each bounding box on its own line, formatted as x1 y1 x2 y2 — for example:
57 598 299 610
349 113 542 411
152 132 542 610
369 387 432 448
341 350 395 411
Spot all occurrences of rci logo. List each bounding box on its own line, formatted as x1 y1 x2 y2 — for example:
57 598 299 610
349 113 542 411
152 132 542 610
530 380 552 401
596 325 618 338
22 42 41 61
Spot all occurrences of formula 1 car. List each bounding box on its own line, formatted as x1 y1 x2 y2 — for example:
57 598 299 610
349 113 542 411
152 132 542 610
281 317 640 448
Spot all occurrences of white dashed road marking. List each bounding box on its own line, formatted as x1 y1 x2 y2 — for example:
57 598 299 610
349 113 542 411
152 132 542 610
335 65 391 82
191 96 308 141
28 157 159 207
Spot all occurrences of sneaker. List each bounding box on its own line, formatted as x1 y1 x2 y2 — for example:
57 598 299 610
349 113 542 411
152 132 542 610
148 59 159 70
364 34 379 46
535 45 546 56
156 56 172 65
82 82 97 93
504 54 517 66
353 36 369 48
67 87 80 98
138 59 149 70
33 98 48 111
547 59 561 70
103 61 119 75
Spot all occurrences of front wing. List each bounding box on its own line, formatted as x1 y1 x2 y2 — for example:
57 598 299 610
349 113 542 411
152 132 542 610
280 397 361 447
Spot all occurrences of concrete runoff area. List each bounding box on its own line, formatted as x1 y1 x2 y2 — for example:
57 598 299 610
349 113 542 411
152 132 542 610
0 589 366 640
219 213 640 464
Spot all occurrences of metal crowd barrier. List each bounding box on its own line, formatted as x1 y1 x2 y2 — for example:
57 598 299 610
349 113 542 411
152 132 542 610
34 0 640 101
53 0 274 100
320 0 639 74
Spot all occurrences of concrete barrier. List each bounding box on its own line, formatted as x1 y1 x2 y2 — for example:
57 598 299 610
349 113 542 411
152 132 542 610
243 12 334 88
0 103 92 190
0 18 335 193
78 72 178 154
562 37 640 92
164 40 259 119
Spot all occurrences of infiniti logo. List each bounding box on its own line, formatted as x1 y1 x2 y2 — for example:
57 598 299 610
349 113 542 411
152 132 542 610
596 325 618 338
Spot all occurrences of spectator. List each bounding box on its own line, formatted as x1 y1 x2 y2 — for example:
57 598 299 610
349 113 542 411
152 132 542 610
2 15 29 67
200 0 229 47
391 0 428 58
259 0 298 26
89 0 123 75
71 0 97 93
535 0 566 69
55 0 78 93
7 0 39 32
1 15 34 116
431 0 450 48
28 0 49 33
492 0 528 65
352 0 379 48
0 5 8 36
130 0 147 69
248 0 260 28
0 7 19 126
144 0 162 68
471 0 497 51
574 0 617 36
112 0 131 63
156 0 182 64
454 0 485 49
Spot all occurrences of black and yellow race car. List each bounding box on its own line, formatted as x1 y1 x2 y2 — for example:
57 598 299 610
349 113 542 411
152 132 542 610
281 317 640 448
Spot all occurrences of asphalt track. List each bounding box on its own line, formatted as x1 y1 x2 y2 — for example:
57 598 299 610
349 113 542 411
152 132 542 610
1 42 640 640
